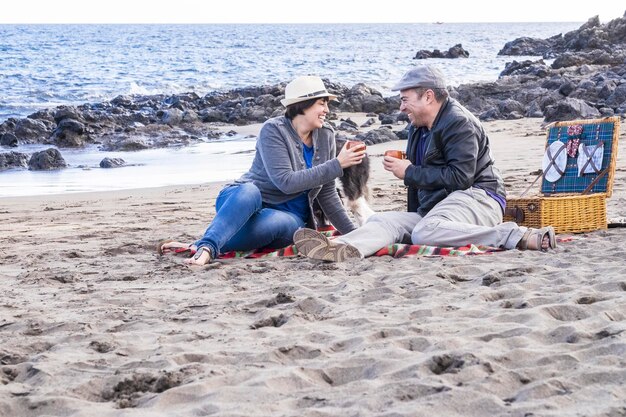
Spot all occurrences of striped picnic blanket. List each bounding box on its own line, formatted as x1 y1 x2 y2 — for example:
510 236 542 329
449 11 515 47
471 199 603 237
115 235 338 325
220 228 502 259
220 243 501 259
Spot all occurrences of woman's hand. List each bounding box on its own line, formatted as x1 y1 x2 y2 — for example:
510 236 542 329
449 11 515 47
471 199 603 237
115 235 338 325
337 142 366 169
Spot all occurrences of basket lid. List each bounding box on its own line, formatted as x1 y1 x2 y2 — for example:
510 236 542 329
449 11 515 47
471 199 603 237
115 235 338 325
540 117 620 198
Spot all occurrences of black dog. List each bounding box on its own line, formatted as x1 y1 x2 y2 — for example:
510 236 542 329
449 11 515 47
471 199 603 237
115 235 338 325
313 137 375 227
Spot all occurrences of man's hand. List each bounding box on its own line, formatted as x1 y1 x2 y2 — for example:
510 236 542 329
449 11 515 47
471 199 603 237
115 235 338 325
383 156 411 179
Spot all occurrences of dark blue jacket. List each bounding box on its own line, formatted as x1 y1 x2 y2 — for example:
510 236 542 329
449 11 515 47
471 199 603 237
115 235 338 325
404 98 506 216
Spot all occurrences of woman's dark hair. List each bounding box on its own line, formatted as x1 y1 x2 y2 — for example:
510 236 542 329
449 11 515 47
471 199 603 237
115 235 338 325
285 97 330 120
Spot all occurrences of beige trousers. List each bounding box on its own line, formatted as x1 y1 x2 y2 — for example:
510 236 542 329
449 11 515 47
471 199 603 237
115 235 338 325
335 188 525 257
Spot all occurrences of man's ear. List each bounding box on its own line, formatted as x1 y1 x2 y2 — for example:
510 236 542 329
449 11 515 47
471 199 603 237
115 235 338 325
424 89 434 104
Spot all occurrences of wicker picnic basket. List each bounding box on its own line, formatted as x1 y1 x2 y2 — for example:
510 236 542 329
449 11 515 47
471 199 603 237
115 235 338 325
503 117 620 234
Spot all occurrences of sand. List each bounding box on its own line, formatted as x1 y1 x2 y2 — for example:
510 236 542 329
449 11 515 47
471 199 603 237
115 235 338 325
1 116 625 417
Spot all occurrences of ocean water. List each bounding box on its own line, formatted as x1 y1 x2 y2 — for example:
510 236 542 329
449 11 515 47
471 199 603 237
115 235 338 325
0 22 581 197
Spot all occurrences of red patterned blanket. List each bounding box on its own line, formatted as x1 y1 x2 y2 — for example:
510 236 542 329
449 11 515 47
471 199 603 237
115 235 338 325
220 228 503 259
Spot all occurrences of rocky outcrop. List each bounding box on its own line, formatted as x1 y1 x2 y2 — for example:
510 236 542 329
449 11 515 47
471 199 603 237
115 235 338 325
0 79 403 171
414 44 470 59
0 80 398 153
499 15 617 56
498 12 626 65
451 62 626 122
457 11 626 121
498 36 556 56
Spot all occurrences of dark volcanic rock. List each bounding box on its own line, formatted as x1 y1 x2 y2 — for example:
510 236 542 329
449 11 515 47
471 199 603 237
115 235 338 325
0 151 29 170
543 97 602 122
51 118 89 147
335 83 390 114
99 157 126 168
355 127 398 145
414 44 469 59
28 148 67 170
457 11 626 121
498 36 555 56
1 133 18 147
500 60 550 77
14 118 51 143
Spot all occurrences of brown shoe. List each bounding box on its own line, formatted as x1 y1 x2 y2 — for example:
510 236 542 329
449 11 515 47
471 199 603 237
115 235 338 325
293 228 361 262
517 226 557 251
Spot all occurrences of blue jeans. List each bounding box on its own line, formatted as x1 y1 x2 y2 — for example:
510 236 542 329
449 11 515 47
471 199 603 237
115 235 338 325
194 182 305 257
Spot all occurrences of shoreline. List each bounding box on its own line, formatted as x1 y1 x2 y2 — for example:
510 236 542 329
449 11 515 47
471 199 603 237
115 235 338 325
0 115 544 202
2 115 623 217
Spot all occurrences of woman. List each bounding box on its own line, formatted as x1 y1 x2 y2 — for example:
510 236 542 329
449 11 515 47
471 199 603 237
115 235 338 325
159 75 366 265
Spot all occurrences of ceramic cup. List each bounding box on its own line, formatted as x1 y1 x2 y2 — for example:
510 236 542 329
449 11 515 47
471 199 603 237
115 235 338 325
384 150 406 159
346 140 366 151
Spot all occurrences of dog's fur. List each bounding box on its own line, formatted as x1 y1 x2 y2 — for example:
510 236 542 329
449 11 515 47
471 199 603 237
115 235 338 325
313 137 376 227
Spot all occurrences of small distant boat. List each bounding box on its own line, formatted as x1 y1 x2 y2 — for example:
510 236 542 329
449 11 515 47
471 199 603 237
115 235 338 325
434 21 444 25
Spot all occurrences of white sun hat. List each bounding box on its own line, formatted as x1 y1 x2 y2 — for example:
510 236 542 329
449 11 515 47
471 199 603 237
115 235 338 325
542 140 567 183
280 76 338 107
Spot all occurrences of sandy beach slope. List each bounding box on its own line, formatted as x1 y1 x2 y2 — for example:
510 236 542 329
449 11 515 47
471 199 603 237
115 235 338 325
1 116 625 417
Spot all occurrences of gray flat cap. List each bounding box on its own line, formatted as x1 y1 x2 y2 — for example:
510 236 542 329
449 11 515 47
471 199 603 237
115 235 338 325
391 65 447 91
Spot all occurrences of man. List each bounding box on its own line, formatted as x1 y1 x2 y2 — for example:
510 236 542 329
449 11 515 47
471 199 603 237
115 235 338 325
293 65 556 261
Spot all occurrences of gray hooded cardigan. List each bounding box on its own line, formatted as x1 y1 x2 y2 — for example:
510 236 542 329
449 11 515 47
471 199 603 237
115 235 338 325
237 116 356 235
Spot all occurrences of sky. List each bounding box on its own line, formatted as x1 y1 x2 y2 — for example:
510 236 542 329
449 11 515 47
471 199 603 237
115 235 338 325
1 0 624 24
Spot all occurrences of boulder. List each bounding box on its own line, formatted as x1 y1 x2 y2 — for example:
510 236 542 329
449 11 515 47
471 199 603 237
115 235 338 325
28 148 67 170
99 157 126 168
543 97 601 122
0 152 29 170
